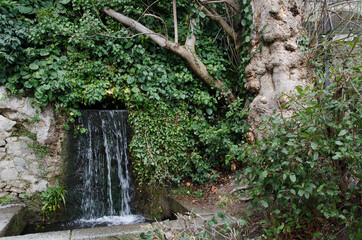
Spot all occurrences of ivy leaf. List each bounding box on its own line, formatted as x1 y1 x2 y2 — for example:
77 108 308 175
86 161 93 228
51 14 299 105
206 108 213 115
290 174 296 183
127 76 134 84
40 49 49 56
18 6 33 14
29 63 39 70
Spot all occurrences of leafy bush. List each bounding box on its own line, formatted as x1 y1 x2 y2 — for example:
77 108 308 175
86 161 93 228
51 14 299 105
239 38 361 238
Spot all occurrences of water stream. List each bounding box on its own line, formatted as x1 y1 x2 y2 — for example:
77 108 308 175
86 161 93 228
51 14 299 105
70 110 144 228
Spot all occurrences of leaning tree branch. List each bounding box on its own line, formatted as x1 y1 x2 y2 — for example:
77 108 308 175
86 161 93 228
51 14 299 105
102 7 236 103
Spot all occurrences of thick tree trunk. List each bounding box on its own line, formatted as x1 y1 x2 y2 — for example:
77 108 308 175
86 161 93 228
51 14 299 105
245 0 313 141
102 7 236 103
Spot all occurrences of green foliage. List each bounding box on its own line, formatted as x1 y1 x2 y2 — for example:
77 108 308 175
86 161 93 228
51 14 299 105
239 39 361 238
28 142 49 157
0 0 253 186
0 196 13 206
40 184 67 222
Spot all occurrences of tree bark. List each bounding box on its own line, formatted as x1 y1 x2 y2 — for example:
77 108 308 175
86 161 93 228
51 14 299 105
102 7 236 103
245 0 313 141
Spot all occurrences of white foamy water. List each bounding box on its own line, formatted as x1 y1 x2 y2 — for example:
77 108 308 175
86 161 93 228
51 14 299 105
72 214 145 228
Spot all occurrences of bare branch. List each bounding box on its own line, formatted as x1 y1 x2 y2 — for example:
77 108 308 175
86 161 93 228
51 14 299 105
144 13 168 41
201 0 240 12
137 0 161 21
185 19 196 52
102 7 172 49
173 0 178 44
198 3 238 44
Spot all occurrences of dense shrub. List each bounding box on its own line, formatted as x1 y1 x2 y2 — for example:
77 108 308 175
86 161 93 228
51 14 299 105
239 38 361 238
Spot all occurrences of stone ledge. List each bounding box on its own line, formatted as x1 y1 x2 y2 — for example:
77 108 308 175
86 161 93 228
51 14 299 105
0 204 26 237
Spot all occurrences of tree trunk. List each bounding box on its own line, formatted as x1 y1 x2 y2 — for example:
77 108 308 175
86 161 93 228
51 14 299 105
245 0 313 141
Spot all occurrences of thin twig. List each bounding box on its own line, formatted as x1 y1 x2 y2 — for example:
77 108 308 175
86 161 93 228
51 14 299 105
144 13 168 40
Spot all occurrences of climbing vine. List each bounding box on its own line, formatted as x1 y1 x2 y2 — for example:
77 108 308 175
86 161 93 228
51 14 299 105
0 0 254 186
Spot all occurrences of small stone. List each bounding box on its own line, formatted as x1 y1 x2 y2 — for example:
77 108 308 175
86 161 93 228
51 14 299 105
0 168 19 181
0 115 16 132
28 180 48 193
0 139 5 147
0 129 11 140
14 157 26 167
22 174 38 183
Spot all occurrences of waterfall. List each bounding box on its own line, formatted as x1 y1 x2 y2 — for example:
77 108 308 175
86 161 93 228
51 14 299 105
72 110 144 227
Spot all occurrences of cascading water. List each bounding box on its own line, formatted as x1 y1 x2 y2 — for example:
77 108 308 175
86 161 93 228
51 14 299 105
70 110 144 228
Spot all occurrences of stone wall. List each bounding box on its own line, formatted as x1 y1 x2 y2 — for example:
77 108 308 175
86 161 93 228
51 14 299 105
0 87 64 197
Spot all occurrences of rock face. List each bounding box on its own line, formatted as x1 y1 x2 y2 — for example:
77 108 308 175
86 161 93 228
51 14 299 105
246 0 313 140
0 86 64 197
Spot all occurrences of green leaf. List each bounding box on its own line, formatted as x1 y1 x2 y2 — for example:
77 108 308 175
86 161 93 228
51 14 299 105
60 0 71 4
125 42 133 49
311 142 317 150
127 76 134 84
260 200 268 208
338 130 348 136
217 211 225 219
29 63 39 70
18 6 33 14
40 49 49 56
206 108 213 115
290 174 296 183
238 219 248 226
199 11 206 18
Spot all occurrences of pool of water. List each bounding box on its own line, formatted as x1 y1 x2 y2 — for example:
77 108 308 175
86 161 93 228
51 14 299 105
22 214 146 234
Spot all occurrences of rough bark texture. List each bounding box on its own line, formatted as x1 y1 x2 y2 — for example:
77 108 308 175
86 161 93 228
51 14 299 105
245 0 313 141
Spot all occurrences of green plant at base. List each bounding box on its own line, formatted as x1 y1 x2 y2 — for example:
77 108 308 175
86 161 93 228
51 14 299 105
0 196 13 206
28 142 49 157
40 184 67 222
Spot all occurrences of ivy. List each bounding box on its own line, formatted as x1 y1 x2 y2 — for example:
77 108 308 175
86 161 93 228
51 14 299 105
0 0 254 186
